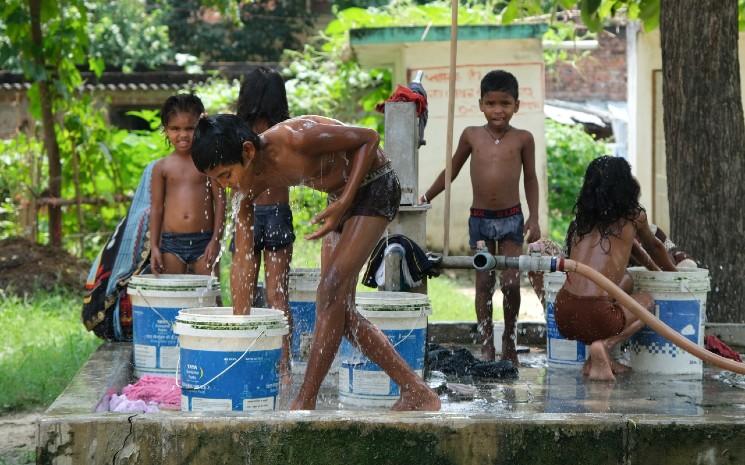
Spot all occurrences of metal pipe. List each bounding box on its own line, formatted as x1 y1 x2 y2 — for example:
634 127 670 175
473 253 745 375
438 255 475 269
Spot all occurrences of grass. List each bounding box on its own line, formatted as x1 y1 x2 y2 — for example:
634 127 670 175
0 290 101 412
219 237 495 322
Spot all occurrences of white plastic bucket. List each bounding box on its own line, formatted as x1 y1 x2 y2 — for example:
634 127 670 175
128 274 219 377
544 272 588 367
175 307 288 412
627 267 710 376
338 292 431 408
288 268 321 373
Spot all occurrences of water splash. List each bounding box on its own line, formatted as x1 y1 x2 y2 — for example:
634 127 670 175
209 190 245 286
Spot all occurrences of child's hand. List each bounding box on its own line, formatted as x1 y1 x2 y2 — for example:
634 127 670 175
475 240 487 252
204 239 220 268
524 217 541 244
418 194 430 205
150 247 164 276
306 200 348 240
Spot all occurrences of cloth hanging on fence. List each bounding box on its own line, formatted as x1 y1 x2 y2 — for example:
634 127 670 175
362 234 438 289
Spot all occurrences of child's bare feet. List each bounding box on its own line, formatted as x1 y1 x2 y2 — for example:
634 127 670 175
610 360 631 374
391 382 441 411
587 341 616 381
500 336 518 365
289 387 317 410
582 358 592 376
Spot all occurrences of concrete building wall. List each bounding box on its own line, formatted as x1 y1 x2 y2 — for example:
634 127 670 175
353 26 548 253
547 28 627 102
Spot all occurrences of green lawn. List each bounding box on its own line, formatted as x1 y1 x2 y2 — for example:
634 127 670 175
0 290 101 412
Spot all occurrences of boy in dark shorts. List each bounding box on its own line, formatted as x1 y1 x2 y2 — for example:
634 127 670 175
190 114 440 411
421 70 540 363
150 94 225 275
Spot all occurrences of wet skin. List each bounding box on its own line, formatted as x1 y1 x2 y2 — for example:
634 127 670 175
150 111 226 275
564 211 677 381
206 116 440 411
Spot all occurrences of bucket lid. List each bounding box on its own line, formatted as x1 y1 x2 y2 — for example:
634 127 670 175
175 306 287 333
627 267 711 293
355 291 431 314
129 274 220 291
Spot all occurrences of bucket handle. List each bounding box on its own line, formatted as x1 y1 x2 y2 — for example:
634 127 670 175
178 328 268 392
135 288 176 329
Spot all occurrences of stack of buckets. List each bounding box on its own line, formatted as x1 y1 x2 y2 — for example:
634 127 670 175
543 272 588 367
627 267 710 376
288 268 321 373
128 274 220 378
174 307 288 412
338 291 431 407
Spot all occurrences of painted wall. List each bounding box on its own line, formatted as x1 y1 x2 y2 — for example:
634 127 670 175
354 30 547 252
628 25 745 232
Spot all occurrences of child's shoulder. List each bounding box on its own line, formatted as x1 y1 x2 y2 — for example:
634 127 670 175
511 126 535 142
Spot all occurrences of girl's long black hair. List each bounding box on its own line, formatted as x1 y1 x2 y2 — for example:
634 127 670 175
566 156 643 254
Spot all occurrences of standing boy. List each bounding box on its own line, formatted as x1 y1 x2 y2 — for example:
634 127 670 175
420 70 540 363
191 114 440 411
150 94 226 276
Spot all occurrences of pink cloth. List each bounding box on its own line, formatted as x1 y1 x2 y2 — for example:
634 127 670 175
122 375 181 410
109 394 159 413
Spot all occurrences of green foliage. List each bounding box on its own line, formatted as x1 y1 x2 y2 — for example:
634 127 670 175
194 77 241 114
86 0 174 72
290 187 327 239
162 0 314 63
545 119 608 243
0 290 101 411
0 134 43 239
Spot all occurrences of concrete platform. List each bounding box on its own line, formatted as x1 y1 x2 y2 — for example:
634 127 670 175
37 342 745 465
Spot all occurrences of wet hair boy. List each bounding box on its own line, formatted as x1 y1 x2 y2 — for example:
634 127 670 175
420 69 541 363
556 156 677 381
150 93 226 276
191 113 440 411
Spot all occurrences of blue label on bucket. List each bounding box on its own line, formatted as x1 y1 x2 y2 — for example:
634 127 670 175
290 301 316 362
631 299 700 357
546 301 587 365
180 348 280 411
132 305 179 370
339 327 426 397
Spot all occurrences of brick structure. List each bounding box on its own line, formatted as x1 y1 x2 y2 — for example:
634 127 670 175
546 26 627 102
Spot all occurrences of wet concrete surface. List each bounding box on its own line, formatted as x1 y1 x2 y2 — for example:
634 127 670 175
37 342 745 465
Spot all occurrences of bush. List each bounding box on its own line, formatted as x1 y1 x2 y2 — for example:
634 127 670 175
545 119 609 243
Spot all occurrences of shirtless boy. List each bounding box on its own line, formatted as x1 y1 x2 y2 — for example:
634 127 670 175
150 94 225 275
421 70 540 363
190 113 440 411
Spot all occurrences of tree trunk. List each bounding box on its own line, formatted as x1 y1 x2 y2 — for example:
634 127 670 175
29 0 63 247
660 0 745 322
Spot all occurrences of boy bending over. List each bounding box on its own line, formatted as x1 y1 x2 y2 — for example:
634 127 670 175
191 114 440 411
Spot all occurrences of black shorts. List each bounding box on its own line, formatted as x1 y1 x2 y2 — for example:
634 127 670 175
330 162 401 232
230 203 295 254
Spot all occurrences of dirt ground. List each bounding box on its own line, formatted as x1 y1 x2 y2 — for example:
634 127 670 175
0 237 88 295
0 411 39 465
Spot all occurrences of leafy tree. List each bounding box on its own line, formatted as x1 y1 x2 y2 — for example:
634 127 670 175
163 0 314 63
86 0 173 72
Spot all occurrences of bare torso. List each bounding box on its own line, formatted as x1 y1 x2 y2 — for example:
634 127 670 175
158 153 216 233
255 116 387 197
564 220 636 297
467 126 529 210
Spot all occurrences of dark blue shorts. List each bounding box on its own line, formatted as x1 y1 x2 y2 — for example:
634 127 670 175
160 231 212 264
468 206 524 248
253 203 295 252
